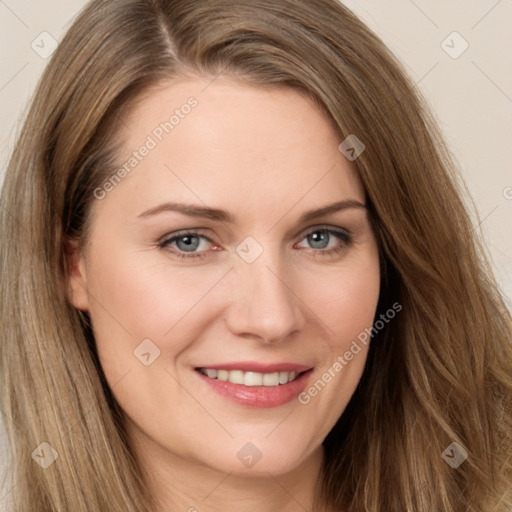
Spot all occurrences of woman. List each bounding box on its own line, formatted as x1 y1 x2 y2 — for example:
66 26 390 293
1 0 511 510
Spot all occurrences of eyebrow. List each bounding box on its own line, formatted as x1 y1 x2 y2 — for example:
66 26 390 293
137 199 367 224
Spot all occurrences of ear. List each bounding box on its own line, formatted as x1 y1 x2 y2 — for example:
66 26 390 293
63 236 90 311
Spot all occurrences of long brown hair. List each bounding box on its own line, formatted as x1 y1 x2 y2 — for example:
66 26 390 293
1 0 511 510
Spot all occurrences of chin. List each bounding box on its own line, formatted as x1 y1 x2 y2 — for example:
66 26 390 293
195 437 318 477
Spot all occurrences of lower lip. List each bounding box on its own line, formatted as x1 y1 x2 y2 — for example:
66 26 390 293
196 369 313 408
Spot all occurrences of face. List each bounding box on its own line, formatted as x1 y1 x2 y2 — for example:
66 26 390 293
67 76 380 479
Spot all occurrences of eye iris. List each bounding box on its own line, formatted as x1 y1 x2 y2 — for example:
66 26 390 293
176 235 200 252
308 231 329 249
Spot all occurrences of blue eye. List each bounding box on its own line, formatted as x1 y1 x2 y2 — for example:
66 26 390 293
296 227 353 257
159 231 215 259
158 226 352 260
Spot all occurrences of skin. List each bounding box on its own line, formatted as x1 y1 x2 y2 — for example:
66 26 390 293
67 76 381 512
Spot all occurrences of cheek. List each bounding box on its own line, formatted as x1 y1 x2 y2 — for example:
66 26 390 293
333 267 380 343
85 244 232 362
293 250 380 420
299 252 381 346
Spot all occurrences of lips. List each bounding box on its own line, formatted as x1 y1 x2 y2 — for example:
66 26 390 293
194 362 314 408
195 361 312 373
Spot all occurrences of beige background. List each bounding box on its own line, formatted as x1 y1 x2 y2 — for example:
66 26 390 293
1 0 511 507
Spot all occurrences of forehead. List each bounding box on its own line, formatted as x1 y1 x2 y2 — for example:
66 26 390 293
100 76 365 220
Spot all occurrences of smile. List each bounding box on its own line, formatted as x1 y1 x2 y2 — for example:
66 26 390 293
198 368 301 386
194 363 314 408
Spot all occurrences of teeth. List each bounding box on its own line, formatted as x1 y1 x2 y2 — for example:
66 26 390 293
229 370 244 384
217 370 229 381
199 368 301 386
244 372 263 386
262 372 279 386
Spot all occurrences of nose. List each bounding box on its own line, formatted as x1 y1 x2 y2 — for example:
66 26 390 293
224 250 305 344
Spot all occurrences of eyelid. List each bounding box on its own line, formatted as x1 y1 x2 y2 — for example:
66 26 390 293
299 223 351 239
158 228 214 244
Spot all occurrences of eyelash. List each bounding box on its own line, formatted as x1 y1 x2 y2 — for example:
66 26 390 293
158 226 353 260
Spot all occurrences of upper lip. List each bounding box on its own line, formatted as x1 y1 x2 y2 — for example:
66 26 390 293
195 361 313 373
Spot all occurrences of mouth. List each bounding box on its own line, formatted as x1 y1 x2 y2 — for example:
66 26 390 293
194 363 313 408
